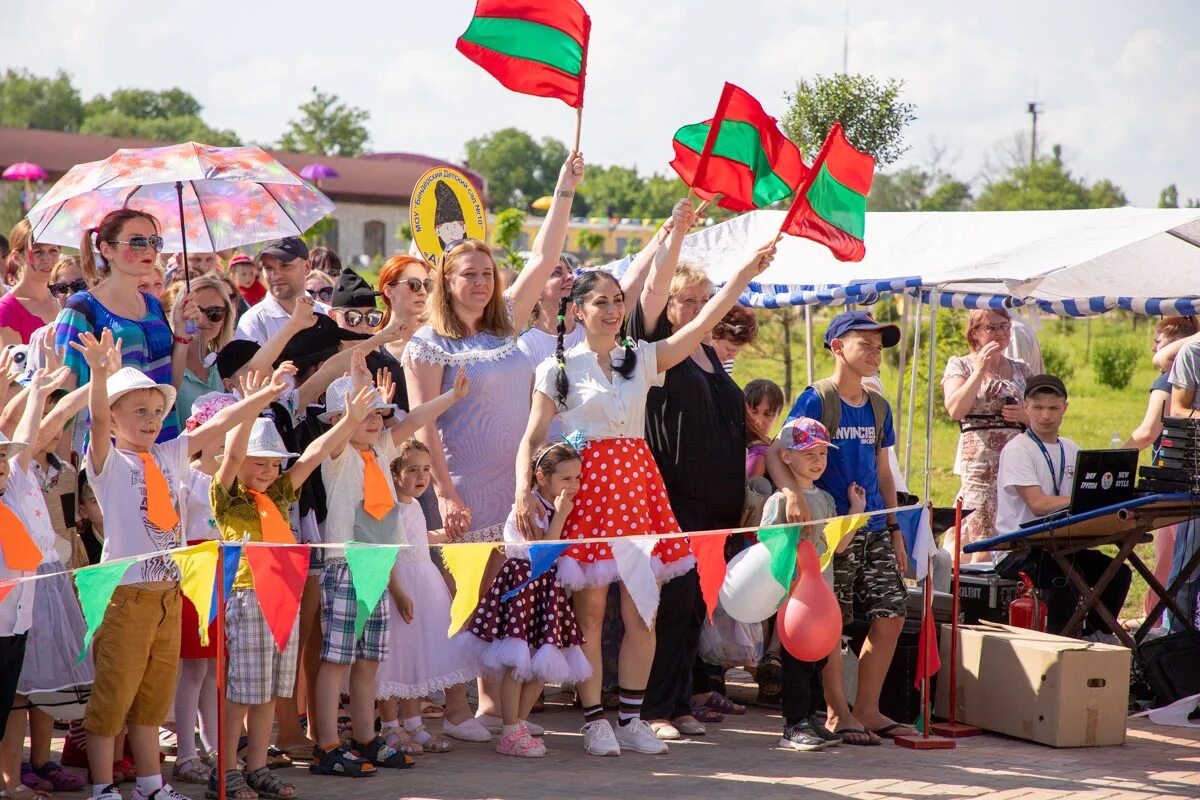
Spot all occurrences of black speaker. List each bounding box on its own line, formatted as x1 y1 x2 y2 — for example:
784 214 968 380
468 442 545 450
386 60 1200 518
846 619 939 725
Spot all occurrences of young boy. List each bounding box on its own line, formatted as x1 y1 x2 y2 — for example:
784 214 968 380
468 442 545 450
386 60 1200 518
211 372 383 798
760 418 865 751
766 310 911 745
0 366 66 797
310 354 469 776
71 329 303 800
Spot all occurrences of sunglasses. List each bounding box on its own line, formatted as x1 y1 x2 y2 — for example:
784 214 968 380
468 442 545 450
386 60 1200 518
308 286 334 302
393 277 434 293
49 279 89 298
107 235 165 253
340 309 384 328
198 305 227 323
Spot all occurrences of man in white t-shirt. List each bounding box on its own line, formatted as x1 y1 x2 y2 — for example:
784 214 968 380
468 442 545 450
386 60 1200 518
993 374 1130 639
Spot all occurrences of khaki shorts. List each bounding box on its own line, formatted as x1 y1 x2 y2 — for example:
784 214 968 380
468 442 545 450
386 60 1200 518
83 585 182 736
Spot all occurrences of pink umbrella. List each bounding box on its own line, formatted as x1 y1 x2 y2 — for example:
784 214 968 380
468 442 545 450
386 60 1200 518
299 163 339 181
2 162 48 181
27 142 335 287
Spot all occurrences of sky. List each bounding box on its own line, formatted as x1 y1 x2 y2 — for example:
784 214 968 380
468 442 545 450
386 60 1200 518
5 0 1198 206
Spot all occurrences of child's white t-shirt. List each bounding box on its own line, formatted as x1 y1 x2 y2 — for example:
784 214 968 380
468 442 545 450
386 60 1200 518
321 435 402 549
182 468 217 543
0 459 39 635
87 435 190 585
501 493 554 561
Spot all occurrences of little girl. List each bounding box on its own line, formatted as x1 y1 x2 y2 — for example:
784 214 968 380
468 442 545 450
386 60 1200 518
459 441 590 758
744 378 784 481
375 440 479 754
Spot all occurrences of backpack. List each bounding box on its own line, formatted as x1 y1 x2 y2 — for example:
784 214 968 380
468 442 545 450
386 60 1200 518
808 378 888 452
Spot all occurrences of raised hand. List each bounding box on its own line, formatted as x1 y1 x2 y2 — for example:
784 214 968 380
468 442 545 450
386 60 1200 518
172 295 201 331
375 367 396 406
847 482 867 515
0 347 20 386
69 329 123 378
40 326 65 372
380 311 407 342
349 349 371 391
559 152 586 192
269 361 297 395
670 197 695 234
346 385 380 423
286 294 317 331
238 368 270 398
28 366 71 397
737 239 778 281
554 485 577 516
451 367 469 400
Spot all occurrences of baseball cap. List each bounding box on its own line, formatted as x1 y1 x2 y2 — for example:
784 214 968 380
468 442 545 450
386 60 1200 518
824 310 901 349
1024 373 1068 399
258 237 309 264
330 267 380 309
215 339 262 380
227 253 254 270
779 417 839 451
276 314 369 371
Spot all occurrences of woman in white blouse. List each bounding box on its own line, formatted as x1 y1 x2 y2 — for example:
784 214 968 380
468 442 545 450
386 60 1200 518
513 239 776 757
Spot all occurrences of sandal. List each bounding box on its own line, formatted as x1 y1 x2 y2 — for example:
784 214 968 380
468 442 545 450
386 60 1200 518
406 724 452 753
351 736 415 769
265 746 293 770
757 652 782 697
307 745 376 777
2 786 51 800
419 700 444 719
245 766 297 799
32 761 87 792
172 755 211 784
19 765 52 793
382 726 423 756
700 691 747 715
274 742 316 762
688 702 724 723
207 769 257 800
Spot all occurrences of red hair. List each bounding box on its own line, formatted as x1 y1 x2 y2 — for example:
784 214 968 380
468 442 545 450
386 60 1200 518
377 255 432 329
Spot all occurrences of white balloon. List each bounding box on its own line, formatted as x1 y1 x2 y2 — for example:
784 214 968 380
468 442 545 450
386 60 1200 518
718 543 786 623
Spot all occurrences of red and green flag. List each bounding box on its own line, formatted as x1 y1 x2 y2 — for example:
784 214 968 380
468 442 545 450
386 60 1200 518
456 0 591 108
670 82 808 212
780 122 875 262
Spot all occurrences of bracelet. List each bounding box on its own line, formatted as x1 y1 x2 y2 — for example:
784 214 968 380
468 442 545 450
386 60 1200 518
556 190 574 198
173 335 193 345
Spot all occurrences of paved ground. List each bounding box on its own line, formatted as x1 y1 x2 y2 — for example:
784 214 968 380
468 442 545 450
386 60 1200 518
147 691 1200 800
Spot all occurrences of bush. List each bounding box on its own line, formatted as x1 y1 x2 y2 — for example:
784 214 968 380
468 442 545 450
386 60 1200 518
1091 340 1140 390
1041 342 1075 382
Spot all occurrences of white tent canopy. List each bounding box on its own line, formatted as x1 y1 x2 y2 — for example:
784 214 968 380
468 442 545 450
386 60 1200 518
679 207 1200 314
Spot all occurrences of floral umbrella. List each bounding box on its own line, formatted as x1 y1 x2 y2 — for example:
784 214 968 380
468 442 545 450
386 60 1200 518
27 142 335 275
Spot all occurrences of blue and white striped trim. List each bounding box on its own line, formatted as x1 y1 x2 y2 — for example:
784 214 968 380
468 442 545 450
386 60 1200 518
738 277 923 309
917 290 1200 318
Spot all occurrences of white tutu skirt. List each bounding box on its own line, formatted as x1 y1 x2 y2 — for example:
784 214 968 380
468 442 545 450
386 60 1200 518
375 560 478 699
19 561 95 695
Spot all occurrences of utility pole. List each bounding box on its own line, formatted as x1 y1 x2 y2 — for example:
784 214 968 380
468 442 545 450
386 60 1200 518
842 6 850 74
1027 102 1041 166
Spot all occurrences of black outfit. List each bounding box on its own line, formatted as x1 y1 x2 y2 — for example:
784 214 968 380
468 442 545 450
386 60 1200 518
365 348 410 413
0 633 28 737
781 652 826 727
996 549 1131 635
627 301 746 721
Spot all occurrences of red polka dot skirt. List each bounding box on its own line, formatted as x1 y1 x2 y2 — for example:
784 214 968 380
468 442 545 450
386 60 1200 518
556 438 695 590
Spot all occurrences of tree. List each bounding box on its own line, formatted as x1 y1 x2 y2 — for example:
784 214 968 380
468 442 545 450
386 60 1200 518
1159 183 1180 208
80 111 240 145
278 87 370 157
492 208 527 270
578 165 644 218
0 68 84 132
921 179 973 211
634 174 688 218
464 128 566 209
868 165 972 213
782 73 916 166
84 88 202 121
976 144 1127 211
576 230 606 260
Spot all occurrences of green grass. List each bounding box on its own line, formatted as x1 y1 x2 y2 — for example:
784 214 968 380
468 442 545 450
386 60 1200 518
733 310 1162 619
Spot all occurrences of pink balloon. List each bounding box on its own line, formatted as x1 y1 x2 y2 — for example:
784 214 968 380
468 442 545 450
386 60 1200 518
777 540 842 662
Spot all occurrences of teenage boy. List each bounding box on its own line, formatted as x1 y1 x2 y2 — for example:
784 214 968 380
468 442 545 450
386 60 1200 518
994 374 1131 639
760 417 865 752
71 329 297 800
767 310 912 745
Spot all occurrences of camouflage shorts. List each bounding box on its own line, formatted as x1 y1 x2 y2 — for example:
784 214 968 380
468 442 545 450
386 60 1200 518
832 528 907 623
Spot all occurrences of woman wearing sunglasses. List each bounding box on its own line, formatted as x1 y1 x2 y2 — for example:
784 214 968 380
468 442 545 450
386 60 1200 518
305 270 335 304
371 256 434 408
165 274 237 422
55 208 183 440
0 219 63 347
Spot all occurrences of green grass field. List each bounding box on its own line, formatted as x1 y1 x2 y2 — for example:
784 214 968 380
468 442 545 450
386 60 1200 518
732 309 1163 619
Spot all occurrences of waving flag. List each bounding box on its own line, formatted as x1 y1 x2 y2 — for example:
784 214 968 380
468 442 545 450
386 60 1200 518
457 0 592 108
780 122 875 261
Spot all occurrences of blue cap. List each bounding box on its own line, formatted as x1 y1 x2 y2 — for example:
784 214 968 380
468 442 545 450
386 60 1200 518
824 310 901 349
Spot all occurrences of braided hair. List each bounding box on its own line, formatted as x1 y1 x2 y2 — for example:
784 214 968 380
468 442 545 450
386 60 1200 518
553 270 637 409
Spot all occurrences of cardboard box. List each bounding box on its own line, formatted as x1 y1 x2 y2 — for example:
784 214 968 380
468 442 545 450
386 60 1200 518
934 622 1130 747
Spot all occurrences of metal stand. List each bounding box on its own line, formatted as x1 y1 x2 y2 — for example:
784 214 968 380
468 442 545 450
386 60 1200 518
895 552 955 750
931 498 982 738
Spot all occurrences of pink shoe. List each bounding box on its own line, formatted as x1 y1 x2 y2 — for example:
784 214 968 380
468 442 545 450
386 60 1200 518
495 728 546 758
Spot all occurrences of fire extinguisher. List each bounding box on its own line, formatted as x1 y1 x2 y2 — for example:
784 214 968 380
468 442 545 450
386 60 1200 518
1008 572 1048 631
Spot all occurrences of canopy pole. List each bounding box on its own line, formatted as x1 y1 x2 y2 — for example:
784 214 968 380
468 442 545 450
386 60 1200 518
903 292 924 484
923 287 941 504
804 305 815 388
894 294 910 437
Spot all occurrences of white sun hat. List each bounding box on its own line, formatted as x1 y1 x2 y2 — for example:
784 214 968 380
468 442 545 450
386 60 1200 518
106 367 177 413
216 418 298 463
318 375 394 424
0 430 28 458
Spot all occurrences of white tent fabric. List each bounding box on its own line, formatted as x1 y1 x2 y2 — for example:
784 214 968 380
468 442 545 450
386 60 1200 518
677 207 1200 314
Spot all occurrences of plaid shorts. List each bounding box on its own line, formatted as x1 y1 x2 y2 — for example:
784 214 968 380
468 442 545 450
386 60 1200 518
320 560 388 665
832 528 908 623
225 590 299 706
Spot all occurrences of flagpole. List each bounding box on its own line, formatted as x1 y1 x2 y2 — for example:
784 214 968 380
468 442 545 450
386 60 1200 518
687 83 734 208
215 544 227 800
778 122 840 236
931 497 981 738
573 106 583 154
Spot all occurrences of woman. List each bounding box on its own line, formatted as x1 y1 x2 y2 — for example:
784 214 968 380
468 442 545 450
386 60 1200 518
404 152 584 731
627 201 752 739
305 269 335 304
56 209 184 441
167 273 236 422
709 304 759 375
515 236 776 756
309 246 342 278
0 220 62 346
375 255 433 409
941 308 1033 562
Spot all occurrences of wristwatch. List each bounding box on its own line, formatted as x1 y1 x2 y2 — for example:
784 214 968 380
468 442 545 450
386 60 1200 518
886 522 901 534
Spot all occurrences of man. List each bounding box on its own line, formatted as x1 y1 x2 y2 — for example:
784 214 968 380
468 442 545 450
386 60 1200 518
1162 340 1200 630
994 374 1130 639
235 237 329 345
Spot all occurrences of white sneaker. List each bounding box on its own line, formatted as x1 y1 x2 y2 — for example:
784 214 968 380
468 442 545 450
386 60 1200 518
614 718 669 754
476 713 544 736
580 719 621 756
93 785 122 800
131 783 190 800
442 717 492 742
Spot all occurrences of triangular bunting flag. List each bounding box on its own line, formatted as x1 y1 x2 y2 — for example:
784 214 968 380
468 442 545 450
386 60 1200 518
211 542 243 625
914 583 942 688
345 543 400 641
689 531 730 621
897 506 935 581
611 537 659 628
73 560 131 664
501 541 570 603
759 525 801 592
442 542 498 636
245 544 309 652
819 514 867 572
172 541 219 647
0 580 15 605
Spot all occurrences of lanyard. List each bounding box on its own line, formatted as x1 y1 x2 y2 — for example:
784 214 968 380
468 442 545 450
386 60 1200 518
1026 430 1066 496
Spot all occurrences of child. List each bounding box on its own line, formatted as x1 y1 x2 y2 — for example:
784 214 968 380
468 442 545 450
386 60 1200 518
459 441 590 758
71 328 307 800
375 440 481 755
744 378 784 480
759 417 864 751
310 355 471 776
766 310 911 746
0 368 64 797
211 368 378 800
